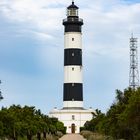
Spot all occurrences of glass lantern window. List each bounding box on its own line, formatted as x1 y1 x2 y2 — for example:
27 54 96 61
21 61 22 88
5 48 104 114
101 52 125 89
67 9 78 16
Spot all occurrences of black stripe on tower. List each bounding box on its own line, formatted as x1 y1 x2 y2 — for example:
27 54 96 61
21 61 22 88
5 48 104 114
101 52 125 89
63 17 83 32
64 48 82 66
63 83 83 101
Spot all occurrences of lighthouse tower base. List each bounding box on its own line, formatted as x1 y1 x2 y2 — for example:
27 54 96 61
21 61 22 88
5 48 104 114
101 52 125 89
49 107 94 133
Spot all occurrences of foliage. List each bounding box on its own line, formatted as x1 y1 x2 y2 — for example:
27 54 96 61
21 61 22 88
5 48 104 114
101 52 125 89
80 130 113 140
0 105 65 140
83 87 140 140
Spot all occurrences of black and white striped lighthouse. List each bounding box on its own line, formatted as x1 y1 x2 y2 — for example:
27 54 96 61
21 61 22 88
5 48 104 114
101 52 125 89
63 1 84 108
49 2 94 133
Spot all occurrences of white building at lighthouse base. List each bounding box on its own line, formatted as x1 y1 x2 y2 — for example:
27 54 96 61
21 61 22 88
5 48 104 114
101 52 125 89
49 107 94 133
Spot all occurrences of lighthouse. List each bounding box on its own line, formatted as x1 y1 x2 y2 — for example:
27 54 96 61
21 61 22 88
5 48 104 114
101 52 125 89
63 1 83 108
49 1 94 133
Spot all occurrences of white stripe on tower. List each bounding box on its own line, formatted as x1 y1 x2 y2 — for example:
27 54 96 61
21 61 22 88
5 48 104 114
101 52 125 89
64 65 82 83
64 33 82 49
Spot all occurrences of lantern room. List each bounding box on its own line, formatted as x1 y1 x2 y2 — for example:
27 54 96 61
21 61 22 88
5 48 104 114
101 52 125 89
67 1 79 17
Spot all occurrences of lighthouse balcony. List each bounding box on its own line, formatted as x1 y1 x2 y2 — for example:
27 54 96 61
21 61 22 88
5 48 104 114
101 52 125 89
63 18 83 22
63 18 83 25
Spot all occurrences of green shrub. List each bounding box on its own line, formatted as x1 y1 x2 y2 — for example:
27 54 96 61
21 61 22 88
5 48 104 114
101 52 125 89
80 130 93 139
80 131 114 140
46 134 58 140
56 131 63 138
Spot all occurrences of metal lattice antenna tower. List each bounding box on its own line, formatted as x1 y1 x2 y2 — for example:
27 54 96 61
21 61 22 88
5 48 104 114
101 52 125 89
129 34 139 89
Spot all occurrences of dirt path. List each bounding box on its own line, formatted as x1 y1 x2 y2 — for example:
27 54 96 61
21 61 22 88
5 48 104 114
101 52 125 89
59 134 86 140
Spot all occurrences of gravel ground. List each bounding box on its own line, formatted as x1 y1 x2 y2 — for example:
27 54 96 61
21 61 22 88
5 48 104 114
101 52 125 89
59 134 86 140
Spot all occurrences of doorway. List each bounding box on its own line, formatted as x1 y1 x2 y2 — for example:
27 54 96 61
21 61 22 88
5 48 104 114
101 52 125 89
71 123 75 133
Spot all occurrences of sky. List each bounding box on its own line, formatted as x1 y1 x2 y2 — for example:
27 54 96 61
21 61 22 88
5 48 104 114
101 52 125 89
0 0 140 114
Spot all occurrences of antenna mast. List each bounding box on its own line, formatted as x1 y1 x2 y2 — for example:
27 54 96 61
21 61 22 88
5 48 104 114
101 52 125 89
129 34 139 89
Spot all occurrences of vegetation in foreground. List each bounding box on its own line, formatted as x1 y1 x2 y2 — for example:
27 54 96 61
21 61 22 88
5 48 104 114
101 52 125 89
80 130 114 140
0 105 66 140
81 88 140 140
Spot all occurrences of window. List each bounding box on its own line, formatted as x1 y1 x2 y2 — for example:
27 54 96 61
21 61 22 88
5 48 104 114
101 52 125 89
67 9 78 16
72 115 75 120
72 38 74 41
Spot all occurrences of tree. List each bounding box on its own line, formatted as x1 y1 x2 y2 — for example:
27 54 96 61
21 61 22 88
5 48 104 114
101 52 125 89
0 121 3 136
56 121 65 133
0 105 66 140
83 87 140 140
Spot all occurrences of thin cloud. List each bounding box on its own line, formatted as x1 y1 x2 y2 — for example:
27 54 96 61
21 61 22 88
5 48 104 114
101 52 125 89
0 0 140 113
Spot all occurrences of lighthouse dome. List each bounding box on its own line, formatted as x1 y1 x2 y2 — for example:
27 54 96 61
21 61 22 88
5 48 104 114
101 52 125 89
67 1 79 9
